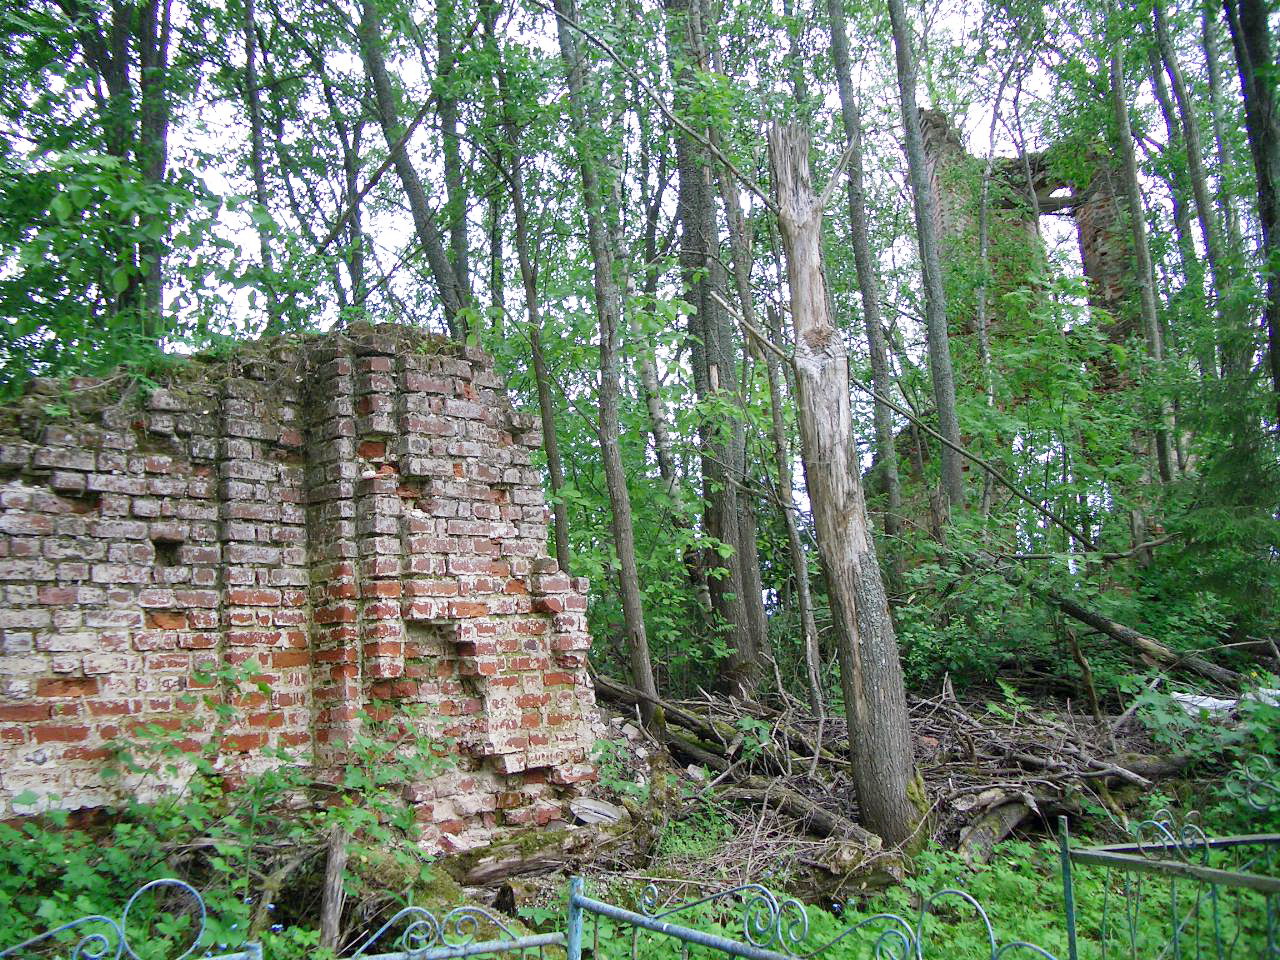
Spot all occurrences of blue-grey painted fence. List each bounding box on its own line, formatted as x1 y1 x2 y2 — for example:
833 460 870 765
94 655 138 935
5 757 1276 960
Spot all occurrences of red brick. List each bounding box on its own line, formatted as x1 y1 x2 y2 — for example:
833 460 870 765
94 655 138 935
36 677 99 698
221 732 268 751
145 610 187 630
34 724 90 742
0 703 51 722
227 588 281 606
62 746 112 761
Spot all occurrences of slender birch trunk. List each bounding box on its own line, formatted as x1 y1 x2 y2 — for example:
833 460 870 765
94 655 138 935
886 0 965 510
552 0 661 725
827 0 902 540
437 0 471 303
358 0 468 339
1154 0 1242 375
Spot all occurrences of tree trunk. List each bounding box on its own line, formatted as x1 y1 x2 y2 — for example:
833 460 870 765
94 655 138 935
765 304 823 715
1148 49 1203 311
664 0 760 693
1110 44 1177 484
827 0 902 541
551 0 661 726
1154 0 1241 376
716 144 776 692
886 0 965 511
1202 0 1245 263
491 21 571 574
240 0 280 330
138 0 174 333
436 0 471 304
769 122 922 847
1223 0 1280 421
508 155 571 574
358 0 468 339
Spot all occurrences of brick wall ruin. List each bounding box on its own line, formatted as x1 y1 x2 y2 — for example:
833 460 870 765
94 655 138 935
0 324 597 852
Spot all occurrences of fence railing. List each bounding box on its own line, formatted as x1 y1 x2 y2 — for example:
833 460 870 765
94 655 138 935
6 759 1277 960
1059 756 1280 960
0 880 563 960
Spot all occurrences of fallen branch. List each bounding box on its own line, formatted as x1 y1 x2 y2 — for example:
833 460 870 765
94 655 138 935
723 778 882 849
1044 589 1239 686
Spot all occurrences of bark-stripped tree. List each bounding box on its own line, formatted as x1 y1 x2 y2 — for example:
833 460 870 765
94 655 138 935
770 122 923 848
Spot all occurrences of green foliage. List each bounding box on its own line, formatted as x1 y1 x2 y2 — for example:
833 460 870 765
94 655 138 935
0 661 444 955
592 738 649 802
653 802 734 861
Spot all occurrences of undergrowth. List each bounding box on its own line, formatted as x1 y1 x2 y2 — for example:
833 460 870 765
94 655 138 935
0 661 443 958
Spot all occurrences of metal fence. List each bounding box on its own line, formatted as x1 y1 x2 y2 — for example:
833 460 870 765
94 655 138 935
1059 757 1280 960
0 878 564 960
6 759 1277 960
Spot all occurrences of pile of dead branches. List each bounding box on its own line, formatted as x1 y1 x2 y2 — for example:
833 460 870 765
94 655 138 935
593 673 1186 873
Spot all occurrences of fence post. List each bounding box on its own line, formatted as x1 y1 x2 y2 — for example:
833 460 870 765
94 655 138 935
566 876 585 960
1058 815 1078 960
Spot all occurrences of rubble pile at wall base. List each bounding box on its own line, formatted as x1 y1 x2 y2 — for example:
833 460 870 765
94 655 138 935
0 324 597 853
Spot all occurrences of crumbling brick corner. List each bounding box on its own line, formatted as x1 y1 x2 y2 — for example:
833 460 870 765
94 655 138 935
0 323 598 852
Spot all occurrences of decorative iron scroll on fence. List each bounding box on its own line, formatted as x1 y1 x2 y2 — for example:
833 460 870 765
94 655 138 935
0 885 563 960
0 878 260 960
1060 756 1280 960
6 760 1278 960
563 876 1062 960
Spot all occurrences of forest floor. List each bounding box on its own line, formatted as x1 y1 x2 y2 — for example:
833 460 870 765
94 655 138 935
459 675 1204 913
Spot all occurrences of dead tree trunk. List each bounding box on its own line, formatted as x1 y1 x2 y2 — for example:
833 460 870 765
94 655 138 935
765 305 823 715
769 123 922 847
886 0 965 511
1043 589 1239 686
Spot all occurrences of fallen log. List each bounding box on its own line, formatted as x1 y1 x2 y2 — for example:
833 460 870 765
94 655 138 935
957 798 1033 865
722 777 882 849
596 673 849 770
457 822 640 886
1043 590 1239 686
